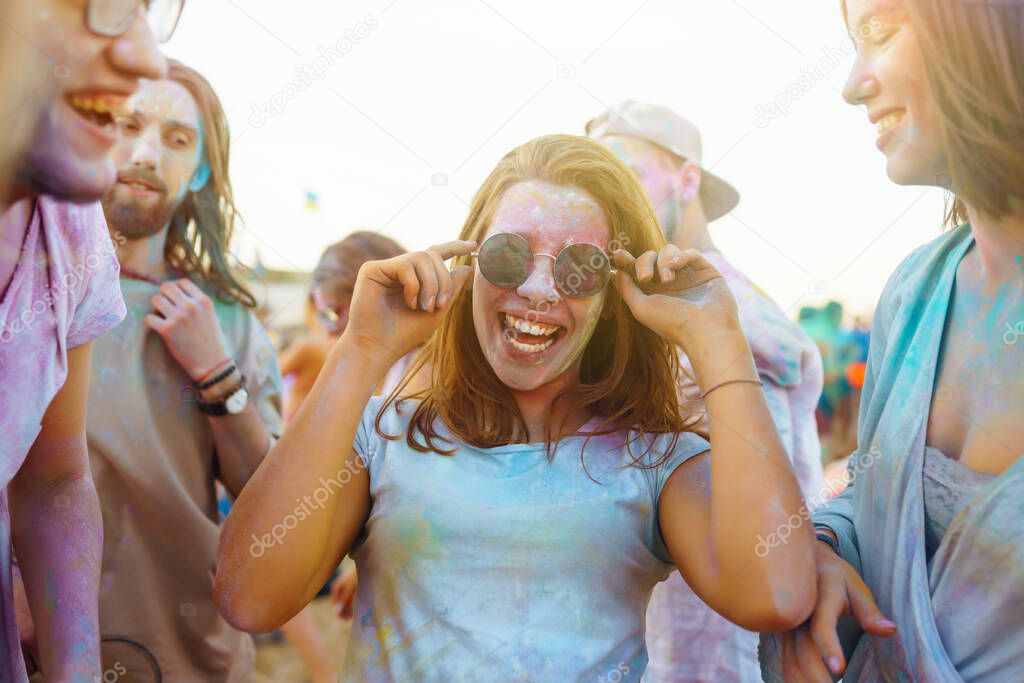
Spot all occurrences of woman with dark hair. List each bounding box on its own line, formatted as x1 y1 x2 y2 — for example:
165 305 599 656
280 231 408 422
762 1 1024 680
215 134 815 681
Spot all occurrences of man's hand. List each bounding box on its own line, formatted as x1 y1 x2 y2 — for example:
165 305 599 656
145 279 231 380
780 541 897 681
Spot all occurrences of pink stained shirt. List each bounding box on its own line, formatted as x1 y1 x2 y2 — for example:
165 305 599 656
646 250 824 683
0 196 125 682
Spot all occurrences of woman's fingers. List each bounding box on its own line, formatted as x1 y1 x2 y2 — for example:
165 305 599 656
809 571 849 677
656 244 682 282
610 262 647 313
371 241 476 312
425 249 453 310
428 239 477 261
846 571 897 636
611 249 637 271
634 250 658 282
795 627 835 682
379 259 421 310
410 253 439 311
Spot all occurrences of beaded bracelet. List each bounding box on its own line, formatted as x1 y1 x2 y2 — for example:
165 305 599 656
197 362 238 390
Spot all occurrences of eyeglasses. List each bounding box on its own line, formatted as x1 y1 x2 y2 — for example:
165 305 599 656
311 286 348 333
474 232 613 298
87 0 185 44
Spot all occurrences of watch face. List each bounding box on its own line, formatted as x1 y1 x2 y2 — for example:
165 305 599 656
226 387 249 415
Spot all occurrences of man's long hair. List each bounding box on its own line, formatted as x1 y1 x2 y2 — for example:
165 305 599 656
165 60 255 308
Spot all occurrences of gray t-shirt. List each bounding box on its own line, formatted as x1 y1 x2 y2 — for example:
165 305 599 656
87 278 282 682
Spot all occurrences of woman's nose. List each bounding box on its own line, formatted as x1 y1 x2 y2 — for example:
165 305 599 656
515 255 561 306
843 54 880 106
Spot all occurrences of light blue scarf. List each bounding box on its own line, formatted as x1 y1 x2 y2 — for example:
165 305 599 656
761 225 1024 681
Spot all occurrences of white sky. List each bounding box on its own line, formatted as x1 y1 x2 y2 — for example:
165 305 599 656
164 0 948 315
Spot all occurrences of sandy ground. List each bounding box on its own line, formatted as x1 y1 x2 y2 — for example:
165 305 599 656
253 597 351 683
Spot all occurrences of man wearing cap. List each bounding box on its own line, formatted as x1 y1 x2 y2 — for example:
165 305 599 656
588 101 824 682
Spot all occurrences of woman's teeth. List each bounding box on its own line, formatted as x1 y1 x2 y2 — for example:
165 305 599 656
876 111 905 134
509 337 555 353
504 313 559 337
503 313 559 354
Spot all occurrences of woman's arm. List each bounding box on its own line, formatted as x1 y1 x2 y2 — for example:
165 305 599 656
214 240 474 633
659 328 816 632
612 246 816 632
213 340 385 632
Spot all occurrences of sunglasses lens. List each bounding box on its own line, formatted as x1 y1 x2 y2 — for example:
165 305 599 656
478 233 532 289
555 244 610 297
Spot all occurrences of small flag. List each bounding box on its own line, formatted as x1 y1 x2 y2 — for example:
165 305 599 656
304 190 319 211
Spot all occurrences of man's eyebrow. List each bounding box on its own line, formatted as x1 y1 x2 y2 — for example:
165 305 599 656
164 120 199 135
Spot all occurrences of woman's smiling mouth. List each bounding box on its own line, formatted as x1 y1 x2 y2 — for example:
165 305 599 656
501 312 565 354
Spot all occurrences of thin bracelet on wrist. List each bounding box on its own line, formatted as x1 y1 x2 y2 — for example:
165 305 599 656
197 361 236 389
700 377 763 400
195 358 233 385
815 530 841 555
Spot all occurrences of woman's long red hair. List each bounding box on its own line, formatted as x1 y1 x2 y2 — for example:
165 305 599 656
378 135 699 467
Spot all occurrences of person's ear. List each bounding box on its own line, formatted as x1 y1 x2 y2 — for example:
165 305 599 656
678 162 702 204
188 161 211 193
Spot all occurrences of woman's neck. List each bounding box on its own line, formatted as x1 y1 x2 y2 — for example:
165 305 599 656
965 204 1024 289
510 372 592 444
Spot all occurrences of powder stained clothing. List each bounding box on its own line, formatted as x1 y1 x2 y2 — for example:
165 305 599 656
342 397 710 682
87 278 282 682
761 225 1024 681
0 197 125 683
646 250 824 683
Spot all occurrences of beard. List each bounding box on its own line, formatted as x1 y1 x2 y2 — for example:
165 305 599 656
102 185 182 240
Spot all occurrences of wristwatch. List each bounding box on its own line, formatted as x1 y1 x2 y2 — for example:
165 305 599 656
197 375 248 416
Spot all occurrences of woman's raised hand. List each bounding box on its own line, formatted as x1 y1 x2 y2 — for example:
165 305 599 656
343 240 475 364
611 245 740 352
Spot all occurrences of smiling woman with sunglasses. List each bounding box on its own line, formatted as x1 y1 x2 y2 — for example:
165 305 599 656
214 135 816 681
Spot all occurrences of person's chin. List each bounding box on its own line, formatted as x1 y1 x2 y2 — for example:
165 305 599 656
884 152 936 187
23 137 116 202
487 342 574 392
492 364 552 392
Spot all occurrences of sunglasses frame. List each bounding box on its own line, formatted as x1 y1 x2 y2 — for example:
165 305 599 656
310 285 349 331
86 0 185 44
473 232 615 299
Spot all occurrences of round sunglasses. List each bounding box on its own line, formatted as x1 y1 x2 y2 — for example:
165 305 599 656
473 232 612 298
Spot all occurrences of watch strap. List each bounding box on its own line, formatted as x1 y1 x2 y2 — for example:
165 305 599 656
197 375 246 416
